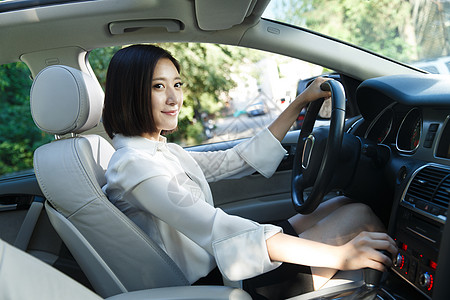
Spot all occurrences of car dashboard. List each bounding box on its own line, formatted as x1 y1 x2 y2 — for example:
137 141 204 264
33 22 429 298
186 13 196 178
349 74 450 299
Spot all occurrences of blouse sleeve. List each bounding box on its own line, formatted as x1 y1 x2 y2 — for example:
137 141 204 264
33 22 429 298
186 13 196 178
113 157 282 281
189 128 287 182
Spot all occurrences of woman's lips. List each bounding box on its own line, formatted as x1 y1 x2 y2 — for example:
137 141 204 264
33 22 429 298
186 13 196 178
162 110 178 116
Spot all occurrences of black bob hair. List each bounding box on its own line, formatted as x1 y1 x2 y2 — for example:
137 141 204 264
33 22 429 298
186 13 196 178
102 44 181 139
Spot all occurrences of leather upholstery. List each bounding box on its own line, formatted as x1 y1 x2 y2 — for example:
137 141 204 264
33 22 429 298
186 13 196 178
31 65 104 135
0 238 102 300
32 66 191 297
0 238 252 300
29 64 360 300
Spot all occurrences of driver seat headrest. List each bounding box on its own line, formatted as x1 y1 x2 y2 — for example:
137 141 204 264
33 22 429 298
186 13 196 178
30 65 104 135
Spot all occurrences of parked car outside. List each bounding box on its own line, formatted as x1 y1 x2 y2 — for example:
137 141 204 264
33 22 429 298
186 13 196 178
412 56 450 74
246 101 268 117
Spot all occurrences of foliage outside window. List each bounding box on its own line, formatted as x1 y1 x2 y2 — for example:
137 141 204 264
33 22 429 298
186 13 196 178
0 62 53 177
0 43 323 177
270 0 450 64
89 43 325 147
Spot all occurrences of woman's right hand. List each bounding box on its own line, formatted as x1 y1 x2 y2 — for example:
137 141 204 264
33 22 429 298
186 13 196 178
336 231 398 271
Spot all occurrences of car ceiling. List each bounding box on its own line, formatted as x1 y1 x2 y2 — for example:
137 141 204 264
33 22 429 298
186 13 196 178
1 0 420 80
1 0 267 62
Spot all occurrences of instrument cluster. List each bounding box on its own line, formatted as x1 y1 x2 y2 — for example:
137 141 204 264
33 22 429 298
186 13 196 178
365 104 423 155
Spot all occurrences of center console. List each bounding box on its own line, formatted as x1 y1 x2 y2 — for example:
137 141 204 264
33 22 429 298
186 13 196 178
285 163 449 300
392 164 449 299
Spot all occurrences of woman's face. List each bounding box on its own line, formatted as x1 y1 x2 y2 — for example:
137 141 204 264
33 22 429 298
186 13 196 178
151 58 183 136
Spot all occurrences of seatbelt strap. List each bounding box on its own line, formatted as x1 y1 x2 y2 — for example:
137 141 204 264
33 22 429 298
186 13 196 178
14 196 45 251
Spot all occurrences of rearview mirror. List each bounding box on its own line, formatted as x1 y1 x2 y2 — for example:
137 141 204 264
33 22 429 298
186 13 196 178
318 97 332 119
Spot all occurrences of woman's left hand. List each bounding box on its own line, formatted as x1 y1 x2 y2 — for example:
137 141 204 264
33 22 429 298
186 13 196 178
298 77 332 104
268 76 331 142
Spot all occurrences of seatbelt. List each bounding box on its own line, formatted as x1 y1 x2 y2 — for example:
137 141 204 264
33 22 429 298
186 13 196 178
14 196 45 251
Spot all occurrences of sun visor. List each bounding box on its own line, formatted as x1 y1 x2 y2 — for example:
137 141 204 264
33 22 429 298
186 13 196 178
195 0 269 31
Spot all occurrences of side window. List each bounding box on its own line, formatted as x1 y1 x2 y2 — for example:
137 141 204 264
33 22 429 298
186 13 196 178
0 62 53 178
89 43 328 147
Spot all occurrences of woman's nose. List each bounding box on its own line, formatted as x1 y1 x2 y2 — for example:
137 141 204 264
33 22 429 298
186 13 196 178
166 87 178 105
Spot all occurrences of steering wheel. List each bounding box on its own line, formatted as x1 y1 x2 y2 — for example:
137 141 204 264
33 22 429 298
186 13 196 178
291 80 346 214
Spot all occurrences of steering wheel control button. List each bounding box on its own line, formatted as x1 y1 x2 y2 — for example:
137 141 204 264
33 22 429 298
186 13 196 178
397 166 407 184
362 143 376 157
424 123 439 148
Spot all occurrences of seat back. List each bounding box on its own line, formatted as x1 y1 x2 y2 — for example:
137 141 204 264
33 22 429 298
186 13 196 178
31 65 189 298
0 238 102 300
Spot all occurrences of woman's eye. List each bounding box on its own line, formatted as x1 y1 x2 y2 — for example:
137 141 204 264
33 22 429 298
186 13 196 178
175 82 184 88
153 83 164 89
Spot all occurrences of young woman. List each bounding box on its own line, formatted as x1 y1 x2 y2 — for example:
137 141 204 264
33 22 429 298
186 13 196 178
102 44 397 298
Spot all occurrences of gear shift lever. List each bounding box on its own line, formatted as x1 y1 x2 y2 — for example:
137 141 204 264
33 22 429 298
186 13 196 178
363 268 383 288
363 250 391 288
323 251 393 300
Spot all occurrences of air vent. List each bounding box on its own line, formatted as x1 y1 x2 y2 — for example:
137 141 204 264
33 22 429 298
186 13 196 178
404 165 450 220
434 173 450 208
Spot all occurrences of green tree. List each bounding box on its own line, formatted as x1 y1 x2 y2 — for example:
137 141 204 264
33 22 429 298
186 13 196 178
0 42 263 176
88 46 121 89
0 62 53 176
275 0 415 62
159 43 247 144
408 0 450 60
89 43 255 145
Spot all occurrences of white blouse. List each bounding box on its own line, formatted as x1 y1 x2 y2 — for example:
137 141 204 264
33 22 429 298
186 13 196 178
102 128 287 283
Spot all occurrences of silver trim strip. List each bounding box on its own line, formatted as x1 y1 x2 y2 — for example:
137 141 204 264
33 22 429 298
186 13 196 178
406 226 436 244
396 107 422 154
433 114 450 159
364 103 395 143
0 204 17 212
302 134 315 170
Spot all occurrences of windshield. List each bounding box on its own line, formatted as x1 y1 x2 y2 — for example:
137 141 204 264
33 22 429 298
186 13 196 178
265 0 450 74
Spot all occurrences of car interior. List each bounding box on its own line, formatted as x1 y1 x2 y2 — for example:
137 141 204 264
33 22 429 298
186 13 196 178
1 0 449 299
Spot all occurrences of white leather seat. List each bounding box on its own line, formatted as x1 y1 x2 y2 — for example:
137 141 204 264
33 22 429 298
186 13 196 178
0 238 102 300
0 238 251 300
31 65 250 299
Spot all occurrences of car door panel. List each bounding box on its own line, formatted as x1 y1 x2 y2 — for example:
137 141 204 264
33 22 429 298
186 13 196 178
0 174 39 245
0 173 89 285
0 208 28 244
212 169 294 223
0 173 43 196
195 130 341 224
189 132 300 224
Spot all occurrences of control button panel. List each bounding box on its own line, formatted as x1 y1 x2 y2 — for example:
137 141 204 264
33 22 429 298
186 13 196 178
392 240 436 298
